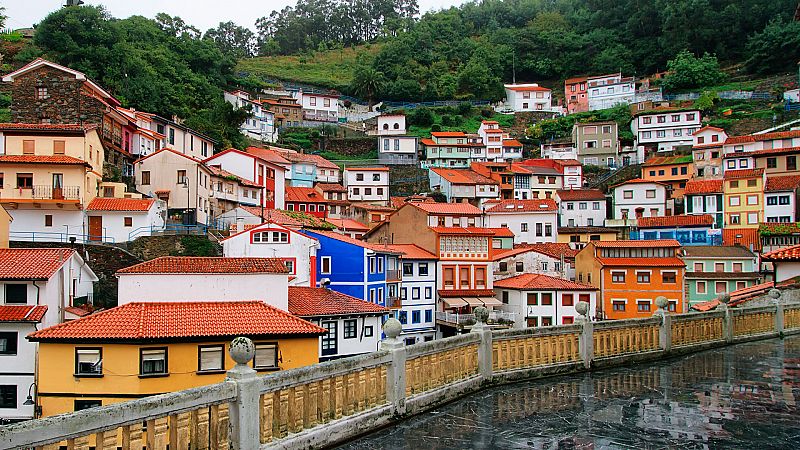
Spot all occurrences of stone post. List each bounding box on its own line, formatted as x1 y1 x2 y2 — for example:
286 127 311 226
471 306 493 383
226 337 261 450
718 293 733 343
770 289 784 335
576 301 593 369
653 296 671 353
380 318 407 416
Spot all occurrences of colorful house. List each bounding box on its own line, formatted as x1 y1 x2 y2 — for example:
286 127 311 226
428 167 500 206
483 199 558 244
723 168 765 228
28 301 324 417
575 240 685 320
284 186 328 218
494 273 597 327
556 189 607 228
762 243 800 283
691 125 727 178
557 226 619 250
631 215 719 246
642 155 694 200
685 179 724 228
610 179 668 221
383 244 438 345
682 246 761 305
764 175 800 223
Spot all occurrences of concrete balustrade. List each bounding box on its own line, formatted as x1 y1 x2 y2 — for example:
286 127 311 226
3 299 800 450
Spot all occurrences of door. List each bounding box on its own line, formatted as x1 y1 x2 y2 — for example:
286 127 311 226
88 216 102 241
52 173 64 200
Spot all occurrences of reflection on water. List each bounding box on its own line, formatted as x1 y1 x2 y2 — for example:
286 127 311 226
338 337 800 449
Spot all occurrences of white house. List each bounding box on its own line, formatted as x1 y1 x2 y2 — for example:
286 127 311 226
494 273 597 327
556 189 607 227
0 248 97 421
611 179 668 220
503 84 553 112
344 167 390 206
85 198 165 243
722 129 800 156
586 73 636 111
492 246 573 282
784 89 800 103
222 222 320 287
483 199 558 244
477 121 523 161
631 109 701 153
692 126 727 178
203 148 286 210
764 175 800 223
116 256 289 310
376 114 418 166
428 167 500 206
287 286 386 361
294 89 339 123
385 244 438 345
224 90 277 143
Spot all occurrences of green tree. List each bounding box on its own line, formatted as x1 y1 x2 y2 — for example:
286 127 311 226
662 50 727 90
350 65 386 106
694 90 719 114
204 21 256 59
745 18 800 75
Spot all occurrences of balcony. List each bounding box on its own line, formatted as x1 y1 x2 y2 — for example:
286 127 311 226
386 269 402 282
386 296 402 309
5 185 82 201
436 311 516 328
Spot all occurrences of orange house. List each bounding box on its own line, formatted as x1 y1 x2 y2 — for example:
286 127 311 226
641 155 694 199
575 240 685 320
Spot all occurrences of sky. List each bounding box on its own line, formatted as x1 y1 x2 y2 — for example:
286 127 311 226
5 0 466 31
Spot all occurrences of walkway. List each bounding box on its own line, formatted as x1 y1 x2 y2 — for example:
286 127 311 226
339 336 800 449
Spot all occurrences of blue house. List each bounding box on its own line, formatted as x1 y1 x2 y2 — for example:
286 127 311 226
303 230 399 306
282 153 317 187
630 214 721 246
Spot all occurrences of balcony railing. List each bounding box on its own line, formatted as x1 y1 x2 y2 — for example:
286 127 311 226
386 296 402 309
436 311 516 326
386 269 402 282
31 185 81 200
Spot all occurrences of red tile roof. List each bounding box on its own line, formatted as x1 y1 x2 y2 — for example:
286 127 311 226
502 139 523 147
86 198 155 212
685 179 723 195
326 218 369 232
595 257 686 267
304 230 401 253
486 227 515 238
117 257 288 274
0 123 93 133
241 147 290 165
285 186 326 203
437 289 496 298
315 183 347 193
409 202 482 215
382 244 437 260
430 168 498 185
592 239 681 248
64 305 96 318
485 199 558 213
762 243 800 261
288 287 388 317
637 214 714 228
0 155 89 166
724 130 800 145
429 227 496 236
724 168 763 179
610 178 669 188
239 207 303 226
741 146 800 158
556 189 606 201
765 175 800 192
28 301 325 341
390 195 435 209
494 273 596 291
0 305 48 322
275 150 339 169
207 165 261 187
505 85 551 92
430 132 467 137
344 167 389 171
0 248 75 280
722 228 761 251
513 243 579 259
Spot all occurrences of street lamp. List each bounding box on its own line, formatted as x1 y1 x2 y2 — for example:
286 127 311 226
182 178 190 225
24 382 41 418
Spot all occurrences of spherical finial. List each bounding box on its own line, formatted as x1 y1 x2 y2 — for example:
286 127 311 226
655 296 669 309
229 337 255 365
383 318 402 339
718 293 731 304
575 301 589 317
769 289 781 300
473 306 490 323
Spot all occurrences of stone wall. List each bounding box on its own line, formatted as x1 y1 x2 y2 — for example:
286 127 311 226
321 137 376 157
8 65 103 125
127 234 221 261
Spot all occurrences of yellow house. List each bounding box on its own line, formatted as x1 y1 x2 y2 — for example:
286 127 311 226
28 301 325 417
723 168 764 228
557 226 618 249
0 205 10 248
0 123 105 238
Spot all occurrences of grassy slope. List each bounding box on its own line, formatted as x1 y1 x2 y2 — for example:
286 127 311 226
236 44 383 91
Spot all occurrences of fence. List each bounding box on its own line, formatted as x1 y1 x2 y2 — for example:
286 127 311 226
663 90 772 101
9 230 117 244
4 297 800 450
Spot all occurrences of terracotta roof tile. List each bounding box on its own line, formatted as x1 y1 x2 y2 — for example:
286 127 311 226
685 179 723 195
437 289 496 298
610 178 669 188
643 155 694 166
382 244 437 260
117 257 288 274
430 168 498 185
759 222 800 235
556 189 606 201
86 198 155 212
0 305 48 322
207 166 261 187
430 132 467 137
485 199 558 213
765 175 800 192
486 227 515 237
722 228 761 251
595 257 686 267
410 202 482 215
494 273 596 290
762 243 800 261
724 130 800 145
0 155 89 165
326 218 369 232
723 168 763 179
429 227 496 236
285 186 326 203
303 230 400 253
0 123 93 133
502 139 523 147
637 215 714 228
288 287 388 317
513 243 579 259
315 183 347 193
242 147 291 165
558 226 618 234
591 239 681 248
505 85 551 92
28 301 325 341
0 248 75 280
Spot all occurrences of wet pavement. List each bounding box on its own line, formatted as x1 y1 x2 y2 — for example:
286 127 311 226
338 336 800 449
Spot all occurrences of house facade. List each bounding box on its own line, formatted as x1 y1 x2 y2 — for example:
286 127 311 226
503 84 553 112
723 168 765 228
682 246 761 305
204 148 286 210
343 168 389 206
421 132 485 168
85 198 166 243
428 167 500 206
642 155 694 200
631 215 718 246
691 126 727 178
573 121 619 167
611 179 668 220
587 73 636 111
631 109 701 154
564 77 588 114
556 189 607 227
495 273 597 327
685 179 724 228
285 186 328 218
483 199 558 244
376 115 418 165
764 175 800 223
384 244 438 345
224 90 277 143
294 90 339 123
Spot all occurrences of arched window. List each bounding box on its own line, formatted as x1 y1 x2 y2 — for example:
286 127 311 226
383 124 389 130
393 123 399 129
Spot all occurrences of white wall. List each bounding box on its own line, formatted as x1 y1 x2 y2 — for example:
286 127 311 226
376 115 407 135
775 262 800 283
498 289 596 328
398 259 437 342
7 209 85 242
559 199 606 227
117 273 289 311
86 204 165 243
308 315 382 359
0 323 38 420
765 193 796 222
493 252 572 281
613 183 667 219
344 170 389 204
484 212 557 244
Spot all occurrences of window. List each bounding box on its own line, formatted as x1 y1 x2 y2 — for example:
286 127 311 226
748 212 759 224
22 140 35 155
780 195 791 205
541 317 553 327
123 217 133 228
662 272 676 283
696 281 707 294
254 343 278 369
177 170 187 184
16 173 33 189
403 263 413 276
767 158 777 168
5 284 27 304
418 263 429 276
562 317 574 325
425 309 433 322
75 348 102 376
562 294 574 306
767 196 778 206
521 223 528 232
398 311 407 324
412 287 420 299
612 301 626 311
412 310 421 324
459 267 470 288
198 345 224 372
74 400 101 411
541 293 553 306
356 173 364 181
373 174 381 182
732 262 743 273
515 261 524 272
646 190 656 199
694 262 704 272
729 196 740 207
321 256 332 274
637 301 651 312
747 195 758 205
579 202 587 210
636 272 651 283
730 214 740 224
623 190 633 199
715 281 727 294
140 348 167 376
53 140 66 154
252 231 289 243
141 171 151 185
499 261 508 272
443 267 455 287
0 332 17 355
425 287 432 299
169 128 175 145
343 320 357 339
788 156 797 171
0 385 16 409
364 326 373 337
714 262 725 272
611 271 625 283
45 215 53 227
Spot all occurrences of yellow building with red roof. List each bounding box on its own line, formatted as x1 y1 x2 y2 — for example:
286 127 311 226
723 168 765 228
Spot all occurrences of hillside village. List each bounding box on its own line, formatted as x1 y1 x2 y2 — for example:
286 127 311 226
0 1 800 444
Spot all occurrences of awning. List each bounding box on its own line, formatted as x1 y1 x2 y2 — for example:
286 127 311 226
463 297 485 307
480 297 503 307
443 297 468 308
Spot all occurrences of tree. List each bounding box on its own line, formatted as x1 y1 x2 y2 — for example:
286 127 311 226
204 21 256 59
694 91 719 114
350 66 386 106
0 6 7 29
745 18 800 75
662 51 727 90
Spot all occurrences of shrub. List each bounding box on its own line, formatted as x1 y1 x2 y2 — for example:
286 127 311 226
430 123 442 132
